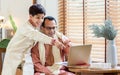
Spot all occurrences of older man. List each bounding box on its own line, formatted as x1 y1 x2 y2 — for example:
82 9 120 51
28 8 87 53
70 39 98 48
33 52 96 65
31 16 75 75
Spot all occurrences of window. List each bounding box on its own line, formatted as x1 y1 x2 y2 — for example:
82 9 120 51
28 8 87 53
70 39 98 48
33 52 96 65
33 0 36 4
106 0 120 64
58 0 120 63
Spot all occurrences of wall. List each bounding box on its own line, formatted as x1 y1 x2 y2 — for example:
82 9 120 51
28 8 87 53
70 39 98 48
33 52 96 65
0 0 58 39
0 0 58 26
0 0 32 27
37 0 58 22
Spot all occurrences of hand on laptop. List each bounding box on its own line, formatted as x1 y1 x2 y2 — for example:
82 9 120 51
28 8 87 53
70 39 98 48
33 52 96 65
76 60 90 66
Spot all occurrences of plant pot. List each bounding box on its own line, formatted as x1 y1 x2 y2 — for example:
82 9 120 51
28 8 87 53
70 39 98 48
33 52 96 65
106 40 118 68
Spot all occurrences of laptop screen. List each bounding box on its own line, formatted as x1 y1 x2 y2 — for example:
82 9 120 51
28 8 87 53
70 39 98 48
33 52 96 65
68 44 92 66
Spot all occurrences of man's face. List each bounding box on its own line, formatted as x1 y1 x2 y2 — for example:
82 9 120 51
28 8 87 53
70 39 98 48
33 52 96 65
29 14 45 27
42 19 57 37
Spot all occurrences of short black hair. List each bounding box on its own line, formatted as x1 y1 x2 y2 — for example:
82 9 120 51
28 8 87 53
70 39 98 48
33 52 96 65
29 4 46 16
42 16 57 27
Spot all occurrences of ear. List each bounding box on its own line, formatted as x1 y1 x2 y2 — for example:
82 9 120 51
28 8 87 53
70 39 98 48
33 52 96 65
29 15 33 19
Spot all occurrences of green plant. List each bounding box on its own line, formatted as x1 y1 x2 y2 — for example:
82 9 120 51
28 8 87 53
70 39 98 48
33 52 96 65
89 19 117 40
9 15 17 32
0 39 10 48
0 15 17 48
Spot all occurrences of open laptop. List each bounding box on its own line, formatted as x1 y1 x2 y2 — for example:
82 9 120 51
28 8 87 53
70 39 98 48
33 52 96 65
67 44 92 68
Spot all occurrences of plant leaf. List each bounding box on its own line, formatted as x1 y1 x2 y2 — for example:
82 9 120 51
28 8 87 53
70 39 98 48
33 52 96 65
9 15 17 32
89 19 117 40
0 39 10 48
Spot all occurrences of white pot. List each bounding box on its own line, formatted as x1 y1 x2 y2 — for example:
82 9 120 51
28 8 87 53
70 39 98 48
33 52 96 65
106 40 118 68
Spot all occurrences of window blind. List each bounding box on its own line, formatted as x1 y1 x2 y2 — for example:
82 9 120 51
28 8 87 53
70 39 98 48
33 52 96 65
58 0 84 45
84 0 105 62
106 0 120 64
58 0 120 63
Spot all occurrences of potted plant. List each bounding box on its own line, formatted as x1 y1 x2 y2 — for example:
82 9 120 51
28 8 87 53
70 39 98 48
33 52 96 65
89 19 117 40
0 15 17 48
89 19 118 68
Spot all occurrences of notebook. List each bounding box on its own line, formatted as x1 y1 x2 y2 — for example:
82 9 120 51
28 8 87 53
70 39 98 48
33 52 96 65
67 44 92 68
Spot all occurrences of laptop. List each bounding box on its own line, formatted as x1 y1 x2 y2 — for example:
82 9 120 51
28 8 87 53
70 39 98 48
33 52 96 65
67 44 92 68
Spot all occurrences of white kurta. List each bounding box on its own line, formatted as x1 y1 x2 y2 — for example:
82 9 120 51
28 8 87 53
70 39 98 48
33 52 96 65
1 21 53 75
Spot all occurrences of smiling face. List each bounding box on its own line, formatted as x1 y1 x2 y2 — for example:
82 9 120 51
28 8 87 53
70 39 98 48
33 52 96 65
41 19 57 37
29 14 45 27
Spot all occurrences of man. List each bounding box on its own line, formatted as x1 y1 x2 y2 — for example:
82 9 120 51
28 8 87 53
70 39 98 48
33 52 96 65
2 4 65 75
31 16 75 75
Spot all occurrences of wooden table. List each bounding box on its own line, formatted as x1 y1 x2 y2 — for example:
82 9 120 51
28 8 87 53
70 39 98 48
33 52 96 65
69 67 120 75
0 48 6 75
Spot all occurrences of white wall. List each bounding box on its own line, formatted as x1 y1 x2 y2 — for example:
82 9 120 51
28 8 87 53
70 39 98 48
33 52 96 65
0 0 58 26
0 0 32 27
38 0 58 22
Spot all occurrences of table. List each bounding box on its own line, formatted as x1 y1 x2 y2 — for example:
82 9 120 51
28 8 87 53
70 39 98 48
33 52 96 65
69 67 120 75
0 48 6 75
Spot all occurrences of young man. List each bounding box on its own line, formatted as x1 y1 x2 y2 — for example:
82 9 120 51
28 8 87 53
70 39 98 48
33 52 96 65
31 16 75 75
2 4 65 75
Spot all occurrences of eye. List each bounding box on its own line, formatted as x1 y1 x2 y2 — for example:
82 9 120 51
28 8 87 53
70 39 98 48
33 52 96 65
41 16 44 19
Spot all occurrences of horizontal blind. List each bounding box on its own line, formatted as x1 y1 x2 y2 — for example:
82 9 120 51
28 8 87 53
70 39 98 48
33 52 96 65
58 0 66 34
58 0 84 44
65 0 84 44
58 0 105 62
84 0 105 62
106 0 120 64
58 0 120 63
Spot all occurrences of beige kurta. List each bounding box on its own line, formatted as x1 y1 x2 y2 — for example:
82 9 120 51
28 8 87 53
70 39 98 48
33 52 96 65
1 21 53 75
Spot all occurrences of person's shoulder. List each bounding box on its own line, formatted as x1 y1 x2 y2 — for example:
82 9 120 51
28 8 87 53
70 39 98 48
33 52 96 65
55 31 63 38
19 21 34 30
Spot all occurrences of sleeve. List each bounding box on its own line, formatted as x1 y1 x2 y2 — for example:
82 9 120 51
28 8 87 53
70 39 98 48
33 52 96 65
55 31 71 61
24 29 53 44
55 31 70 43
55 31 63 39
34 61 49 73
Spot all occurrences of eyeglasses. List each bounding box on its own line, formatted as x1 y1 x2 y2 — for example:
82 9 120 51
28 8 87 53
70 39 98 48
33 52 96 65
44 26 57 30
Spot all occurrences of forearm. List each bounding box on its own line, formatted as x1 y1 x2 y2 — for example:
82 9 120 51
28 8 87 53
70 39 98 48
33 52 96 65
34 63 50 73
24 30 53 44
